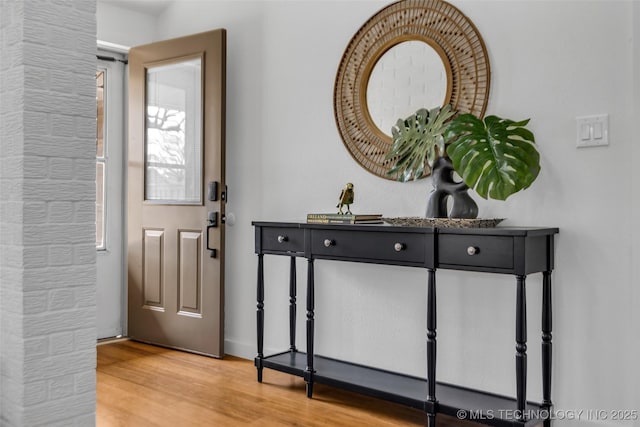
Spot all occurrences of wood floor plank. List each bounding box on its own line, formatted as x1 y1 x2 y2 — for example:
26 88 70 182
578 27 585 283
97 341 479 426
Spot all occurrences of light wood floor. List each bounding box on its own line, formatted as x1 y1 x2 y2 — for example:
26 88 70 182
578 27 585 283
97 340 476 426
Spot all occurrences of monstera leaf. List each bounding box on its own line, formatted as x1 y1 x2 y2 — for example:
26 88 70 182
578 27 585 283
445 114 540 200
386 105 455 182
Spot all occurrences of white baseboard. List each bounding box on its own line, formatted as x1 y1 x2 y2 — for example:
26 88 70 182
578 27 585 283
224 338 255 360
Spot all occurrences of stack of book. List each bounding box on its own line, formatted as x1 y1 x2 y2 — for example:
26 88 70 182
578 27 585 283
306 213 383 224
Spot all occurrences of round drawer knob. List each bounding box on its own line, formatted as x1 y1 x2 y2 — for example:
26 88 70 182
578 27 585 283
324 239 334 248
277 235 288 243
394 243 405 252
467 246 479 256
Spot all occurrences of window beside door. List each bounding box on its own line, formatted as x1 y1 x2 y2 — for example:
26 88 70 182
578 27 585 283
95 51 126 339
96 69 106 249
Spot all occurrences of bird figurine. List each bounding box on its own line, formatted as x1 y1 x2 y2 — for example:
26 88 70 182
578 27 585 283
336 182 354 214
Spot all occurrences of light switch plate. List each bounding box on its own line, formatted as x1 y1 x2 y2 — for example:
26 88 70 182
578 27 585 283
576 114 609 148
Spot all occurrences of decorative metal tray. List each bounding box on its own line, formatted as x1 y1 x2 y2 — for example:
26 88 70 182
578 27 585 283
382 217 505 228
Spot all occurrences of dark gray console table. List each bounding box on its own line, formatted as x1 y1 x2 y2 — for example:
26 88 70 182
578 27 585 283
253 221 558 427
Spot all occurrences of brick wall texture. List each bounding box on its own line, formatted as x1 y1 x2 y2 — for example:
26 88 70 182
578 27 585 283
1 0 97 425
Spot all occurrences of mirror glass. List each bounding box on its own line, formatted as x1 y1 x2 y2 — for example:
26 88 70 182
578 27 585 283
366 40 449 136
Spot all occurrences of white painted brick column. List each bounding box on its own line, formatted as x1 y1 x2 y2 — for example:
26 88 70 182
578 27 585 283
1 0 97 425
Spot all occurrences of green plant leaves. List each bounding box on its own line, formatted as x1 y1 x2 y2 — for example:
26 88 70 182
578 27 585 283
445 114 540 200
385 105 455 182
384 107 541 201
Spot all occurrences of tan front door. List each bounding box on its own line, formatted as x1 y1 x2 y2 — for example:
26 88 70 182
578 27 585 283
127 30 226 357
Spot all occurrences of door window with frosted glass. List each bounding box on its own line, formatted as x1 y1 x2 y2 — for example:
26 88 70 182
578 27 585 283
145 57 203 204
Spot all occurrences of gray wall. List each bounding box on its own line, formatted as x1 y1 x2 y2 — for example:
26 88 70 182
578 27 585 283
0 0 97 425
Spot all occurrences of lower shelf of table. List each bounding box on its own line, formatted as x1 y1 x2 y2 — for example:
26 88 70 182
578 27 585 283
257 351 546 427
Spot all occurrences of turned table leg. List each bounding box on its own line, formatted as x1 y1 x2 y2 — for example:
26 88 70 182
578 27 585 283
427 269 437 426
515 275 527 421
256 254 264 382
305 259 315 398
542 271 553 427
289 257 297 352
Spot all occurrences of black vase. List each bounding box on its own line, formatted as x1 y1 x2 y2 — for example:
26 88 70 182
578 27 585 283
425 157 478 219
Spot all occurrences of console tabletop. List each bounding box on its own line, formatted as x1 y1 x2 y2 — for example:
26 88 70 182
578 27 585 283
253 221 558 427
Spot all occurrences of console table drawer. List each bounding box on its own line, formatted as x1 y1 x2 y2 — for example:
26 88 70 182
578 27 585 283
438 235 513 269
261 227 304 253
311 229 426 264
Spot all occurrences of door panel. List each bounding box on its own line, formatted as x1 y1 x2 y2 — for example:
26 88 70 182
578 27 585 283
178 230 202 316
128 30 226 357
143 229 164 309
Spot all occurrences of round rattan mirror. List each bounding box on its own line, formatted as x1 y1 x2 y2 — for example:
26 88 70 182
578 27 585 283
334 0 491 180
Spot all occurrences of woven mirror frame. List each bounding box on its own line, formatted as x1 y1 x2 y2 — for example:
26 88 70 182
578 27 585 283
334 0 491 180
